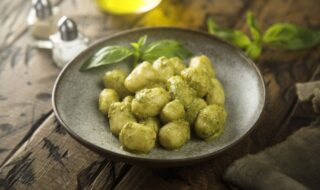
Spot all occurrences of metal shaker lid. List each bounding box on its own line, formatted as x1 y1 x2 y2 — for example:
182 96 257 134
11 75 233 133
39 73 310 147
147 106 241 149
58 16 78 41
32 0 53 20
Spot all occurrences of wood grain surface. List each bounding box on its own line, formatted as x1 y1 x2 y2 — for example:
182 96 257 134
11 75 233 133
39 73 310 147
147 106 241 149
0 0 319 189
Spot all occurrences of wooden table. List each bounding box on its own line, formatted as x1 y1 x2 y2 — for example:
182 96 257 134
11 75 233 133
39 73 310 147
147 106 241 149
0 0 319 189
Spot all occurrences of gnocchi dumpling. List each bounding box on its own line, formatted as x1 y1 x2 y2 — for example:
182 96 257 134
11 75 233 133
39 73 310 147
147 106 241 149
206 78 225 105
119 122 156 153
167 76 196 107
159 120 190 150
153 56 186 80
160 99 185 124
98 89 119 114
195 104 227 141
189 55 215 78
181 67 210 98
186 98 207 125
123 95 134 104
103 70 131 99
131 87 171 118
140 117 160 134
124 62 165 92
108 102 136 136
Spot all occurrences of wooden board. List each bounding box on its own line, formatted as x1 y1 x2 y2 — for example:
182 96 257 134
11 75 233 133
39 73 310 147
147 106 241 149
1 0 320 189
0 0 112 163
0 114 130 189
0 0 63 163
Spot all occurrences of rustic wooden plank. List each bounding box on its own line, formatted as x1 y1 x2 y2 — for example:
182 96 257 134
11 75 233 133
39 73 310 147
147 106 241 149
0 0 30 50
0 37 60 163
0 114 113 189
0 0 63 51
0 0 147 188
112 0 320 189
88 162 131 190
0 0 113 164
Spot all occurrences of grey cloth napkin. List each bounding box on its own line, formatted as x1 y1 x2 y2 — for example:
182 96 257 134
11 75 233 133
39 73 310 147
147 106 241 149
224 81 320 190
224 126 320 190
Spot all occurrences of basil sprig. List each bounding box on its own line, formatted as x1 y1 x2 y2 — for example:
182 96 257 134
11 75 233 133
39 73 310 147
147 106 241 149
207 17 251 49
245 11 262 59
141 40 193 63
80 35 193 71
263 23 320 50
207 11 263 59
207 11 320 60
80 46 133 71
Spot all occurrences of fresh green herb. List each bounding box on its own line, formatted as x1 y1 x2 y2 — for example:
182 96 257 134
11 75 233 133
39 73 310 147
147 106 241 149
141 40 193 62
246 11 261 43
81 35 193 71
80 46 132 71
207 17 251 49
207 11 320 60
131 35 148 67
245 42 262 60
245 11 262 59
263 23 320 50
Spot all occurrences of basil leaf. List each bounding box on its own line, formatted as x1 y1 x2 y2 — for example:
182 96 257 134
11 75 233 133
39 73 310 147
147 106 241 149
245 11 262 60
131 35 148 67
137 35 147 47
263 23 320 50
141 40 193 62
207 17 251 49
131 42 140 67
80 46 133 71
246 11 261 42
246 42 262 60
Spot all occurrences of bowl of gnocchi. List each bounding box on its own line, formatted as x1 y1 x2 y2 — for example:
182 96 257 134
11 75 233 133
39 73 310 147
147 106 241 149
52 27 265 166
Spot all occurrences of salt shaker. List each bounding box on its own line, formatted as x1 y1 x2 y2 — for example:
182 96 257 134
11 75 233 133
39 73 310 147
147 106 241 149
50 16 89 68
27 0 60 39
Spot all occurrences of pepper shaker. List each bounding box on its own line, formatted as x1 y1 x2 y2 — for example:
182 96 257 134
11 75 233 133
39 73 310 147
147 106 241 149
50 16 89 68
27 0 60 39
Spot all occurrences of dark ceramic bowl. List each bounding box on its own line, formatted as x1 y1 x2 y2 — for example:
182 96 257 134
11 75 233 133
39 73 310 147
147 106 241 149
52 27 265 167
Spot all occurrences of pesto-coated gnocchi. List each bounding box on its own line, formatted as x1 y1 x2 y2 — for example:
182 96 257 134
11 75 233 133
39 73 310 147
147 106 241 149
167 76 196 107
195 104 227 141
189 55 215 78
123 95 134 104
97 55 226 154
181 67 210 97
124 62 165 92
140 117 160 134
206 78 225 105
108 102 136 136
98 89 119 114
131 87 171 118
160 99 185 123
103 70 131 99
159 120 190 150
153 56 186 80
186 98 207 125
119 122 156 153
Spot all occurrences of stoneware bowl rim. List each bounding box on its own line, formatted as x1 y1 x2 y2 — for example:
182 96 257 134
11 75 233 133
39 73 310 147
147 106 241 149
52 27 266 167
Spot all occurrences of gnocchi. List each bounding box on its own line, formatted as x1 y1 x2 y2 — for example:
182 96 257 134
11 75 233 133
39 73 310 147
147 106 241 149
98 55 227 154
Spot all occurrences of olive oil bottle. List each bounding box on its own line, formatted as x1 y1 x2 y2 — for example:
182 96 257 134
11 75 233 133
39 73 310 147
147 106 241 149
96 0 162 14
